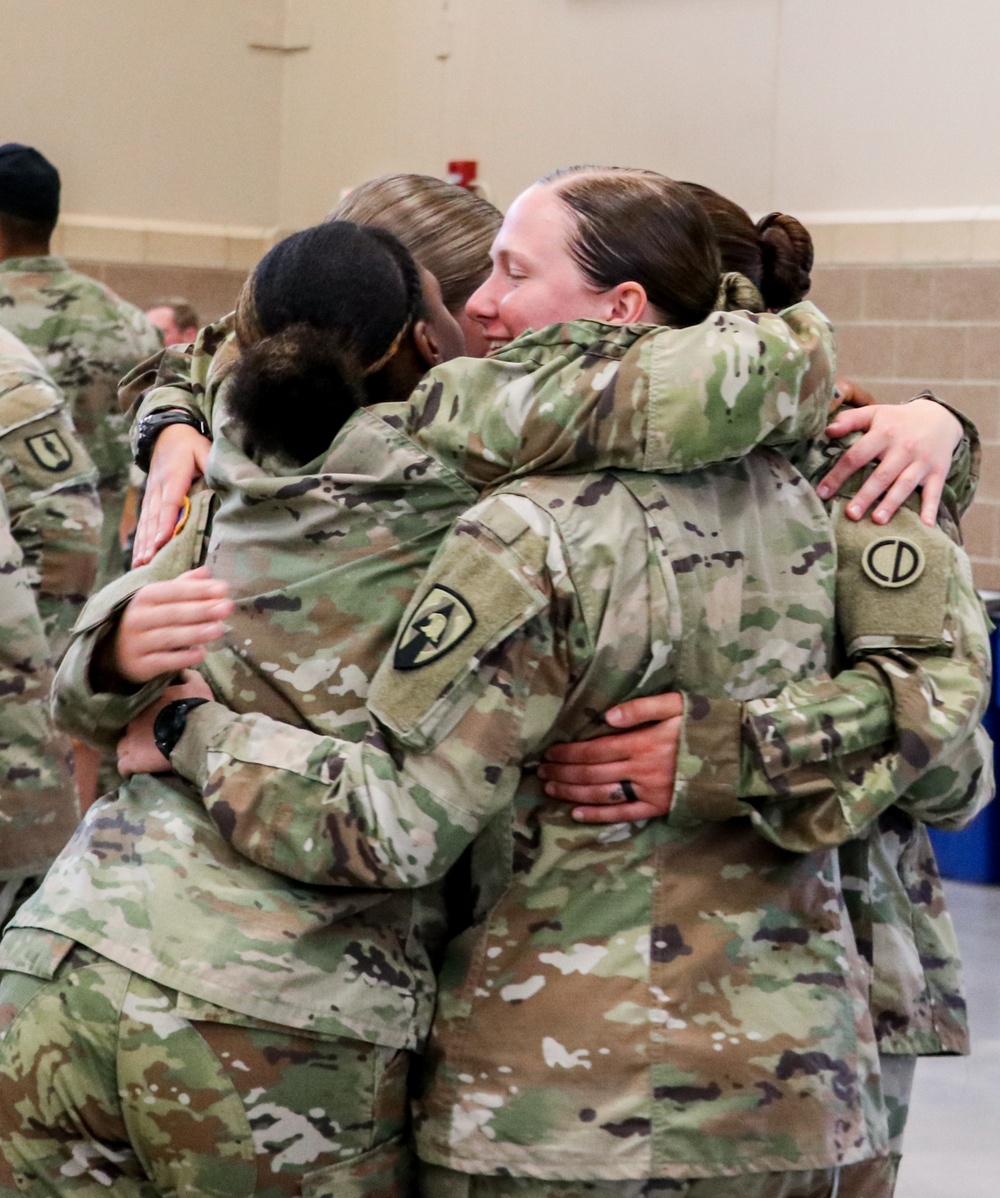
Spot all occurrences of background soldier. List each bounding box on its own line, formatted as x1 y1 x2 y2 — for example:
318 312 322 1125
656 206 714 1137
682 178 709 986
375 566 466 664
0 143 160 590
0 325 100 655
144 297 199 348
0 486 80 929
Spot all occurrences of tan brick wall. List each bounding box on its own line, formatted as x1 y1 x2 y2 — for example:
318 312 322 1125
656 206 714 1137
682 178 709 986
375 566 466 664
810 264 1000 589
60 256 1000 589
66 260 246 329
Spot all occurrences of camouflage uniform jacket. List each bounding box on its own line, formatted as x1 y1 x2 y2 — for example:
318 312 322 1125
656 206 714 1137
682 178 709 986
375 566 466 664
81 312 899 1179
0 326 101 656
0 256 161 496
586 344 992 1062
125 310 991 1065
12 309 828 1057
0 255 161 589
123 311 236 443
0 488 79 883
690 461 993 1058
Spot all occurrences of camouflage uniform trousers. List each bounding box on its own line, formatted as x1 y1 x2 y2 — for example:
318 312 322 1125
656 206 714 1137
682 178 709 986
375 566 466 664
417 1160 896 1198
0 941 413 1198
879 1054 917 1183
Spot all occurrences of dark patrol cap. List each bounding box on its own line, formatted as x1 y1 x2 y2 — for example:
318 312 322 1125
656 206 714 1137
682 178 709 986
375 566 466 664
0 143 61 222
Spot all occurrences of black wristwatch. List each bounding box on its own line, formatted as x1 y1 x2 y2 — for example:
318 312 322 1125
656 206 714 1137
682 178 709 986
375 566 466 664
135 408 211 473
153 698 210 760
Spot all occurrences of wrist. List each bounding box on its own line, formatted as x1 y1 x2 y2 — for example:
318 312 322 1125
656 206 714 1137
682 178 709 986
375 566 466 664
90 619 142 694
135 408 210 473
153 697 210 760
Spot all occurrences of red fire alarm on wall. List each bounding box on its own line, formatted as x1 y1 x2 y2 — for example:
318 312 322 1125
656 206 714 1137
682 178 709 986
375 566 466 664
447 160 478 190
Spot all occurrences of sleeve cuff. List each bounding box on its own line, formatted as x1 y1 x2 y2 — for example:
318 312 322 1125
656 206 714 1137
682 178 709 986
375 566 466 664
669 695 746 825
51 625 168 749
170 701 241 789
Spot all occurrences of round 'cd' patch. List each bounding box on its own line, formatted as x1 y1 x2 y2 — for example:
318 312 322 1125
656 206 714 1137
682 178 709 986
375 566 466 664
861 537 925 589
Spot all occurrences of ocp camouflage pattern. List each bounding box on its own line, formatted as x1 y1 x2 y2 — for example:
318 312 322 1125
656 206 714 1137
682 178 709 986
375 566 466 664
0 325 100 655
0 489 78 884
0 936 413 1197
77 311 895 1178
0 255 161 587
25 306 986 1178
33 308 829 1057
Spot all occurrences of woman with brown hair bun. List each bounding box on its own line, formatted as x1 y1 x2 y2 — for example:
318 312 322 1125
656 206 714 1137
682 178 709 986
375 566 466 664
540 180 990 1195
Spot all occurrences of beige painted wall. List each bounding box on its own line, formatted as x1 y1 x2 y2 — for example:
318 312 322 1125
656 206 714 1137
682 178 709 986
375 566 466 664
0 0 284 228
3 0 998 237
276 0 1000 229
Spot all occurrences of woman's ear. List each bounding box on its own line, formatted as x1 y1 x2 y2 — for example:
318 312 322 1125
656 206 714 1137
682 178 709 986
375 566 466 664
411 319 444 367
606 281 650 326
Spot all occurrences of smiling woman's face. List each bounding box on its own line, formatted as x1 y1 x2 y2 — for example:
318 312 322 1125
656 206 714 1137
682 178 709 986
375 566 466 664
464 184 618 351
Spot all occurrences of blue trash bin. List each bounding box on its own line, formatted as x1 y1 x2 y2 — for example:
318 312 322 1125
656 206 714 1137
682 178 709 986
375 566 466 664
927 606 1000 885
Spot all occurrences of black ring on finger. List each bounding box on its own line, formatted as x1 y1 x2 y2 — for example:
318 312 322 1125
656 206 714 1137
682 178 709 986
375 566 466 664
620 779 638 802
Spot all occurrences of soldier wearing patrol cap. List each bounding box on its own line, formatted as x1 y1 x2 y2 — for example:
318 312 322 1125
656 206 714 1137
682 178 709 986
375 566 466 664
0 143 160 590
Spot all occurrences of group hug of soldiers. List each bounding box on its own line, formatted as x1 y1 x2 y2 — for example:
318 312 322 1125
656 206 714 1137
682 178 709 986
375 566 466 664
0 142 994 1198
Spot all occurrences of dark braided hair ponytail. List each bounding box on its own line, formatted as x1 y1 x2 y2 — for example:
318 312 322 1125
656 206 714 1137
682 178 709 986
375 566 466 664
229 221 423 465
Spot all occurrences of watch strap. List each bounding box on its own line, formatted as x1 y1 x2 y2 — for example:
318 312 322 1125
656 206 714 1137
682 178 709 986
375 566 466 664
153 697 210 760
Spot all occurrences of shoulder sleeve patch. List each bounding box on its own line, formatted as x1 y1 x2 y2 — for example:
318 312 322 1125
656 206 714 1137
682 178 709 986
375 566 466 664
24 428 74 473
836 502 951 653
370 520 550 750
394 585 476 670
4 411 95 491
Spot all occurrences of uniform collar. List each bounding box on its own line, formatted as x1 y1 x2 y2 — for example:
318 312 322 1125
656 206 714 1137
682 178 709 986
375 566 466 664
0 254 70 273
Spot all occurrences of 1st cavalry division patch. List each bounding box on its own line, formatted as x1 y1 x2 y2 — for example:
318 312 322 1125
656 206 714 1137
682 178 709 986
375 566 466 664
394 585 476 670
861 537 925 589
25 429 73 472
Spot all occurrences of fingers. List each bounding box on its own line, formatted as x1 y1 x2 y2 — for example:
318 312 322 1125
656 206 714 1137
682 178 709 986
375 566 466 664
544 731 643 766
605 692 684 728
543 717 681 768
115 569 233 683
816 433 885 503
919 470 946 527
840 448 916 521
132 478 186 566
820 398 961 521
126 568 231 616
834 379 877 408
539 760 638 786
132 426 209 566
824 405 877 440
540 775 671 824
867 462 927 525
569 800 662 824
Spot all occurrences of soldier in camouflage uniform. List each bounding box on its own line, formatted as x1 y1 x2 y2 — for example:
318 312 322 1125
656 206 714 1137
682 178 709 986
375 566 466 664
0 325 101 655
0 144 162 591
0 487 79 930
0 193 877 1195
535 185 994 1189
541 399 992 1187
0 323 99 927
